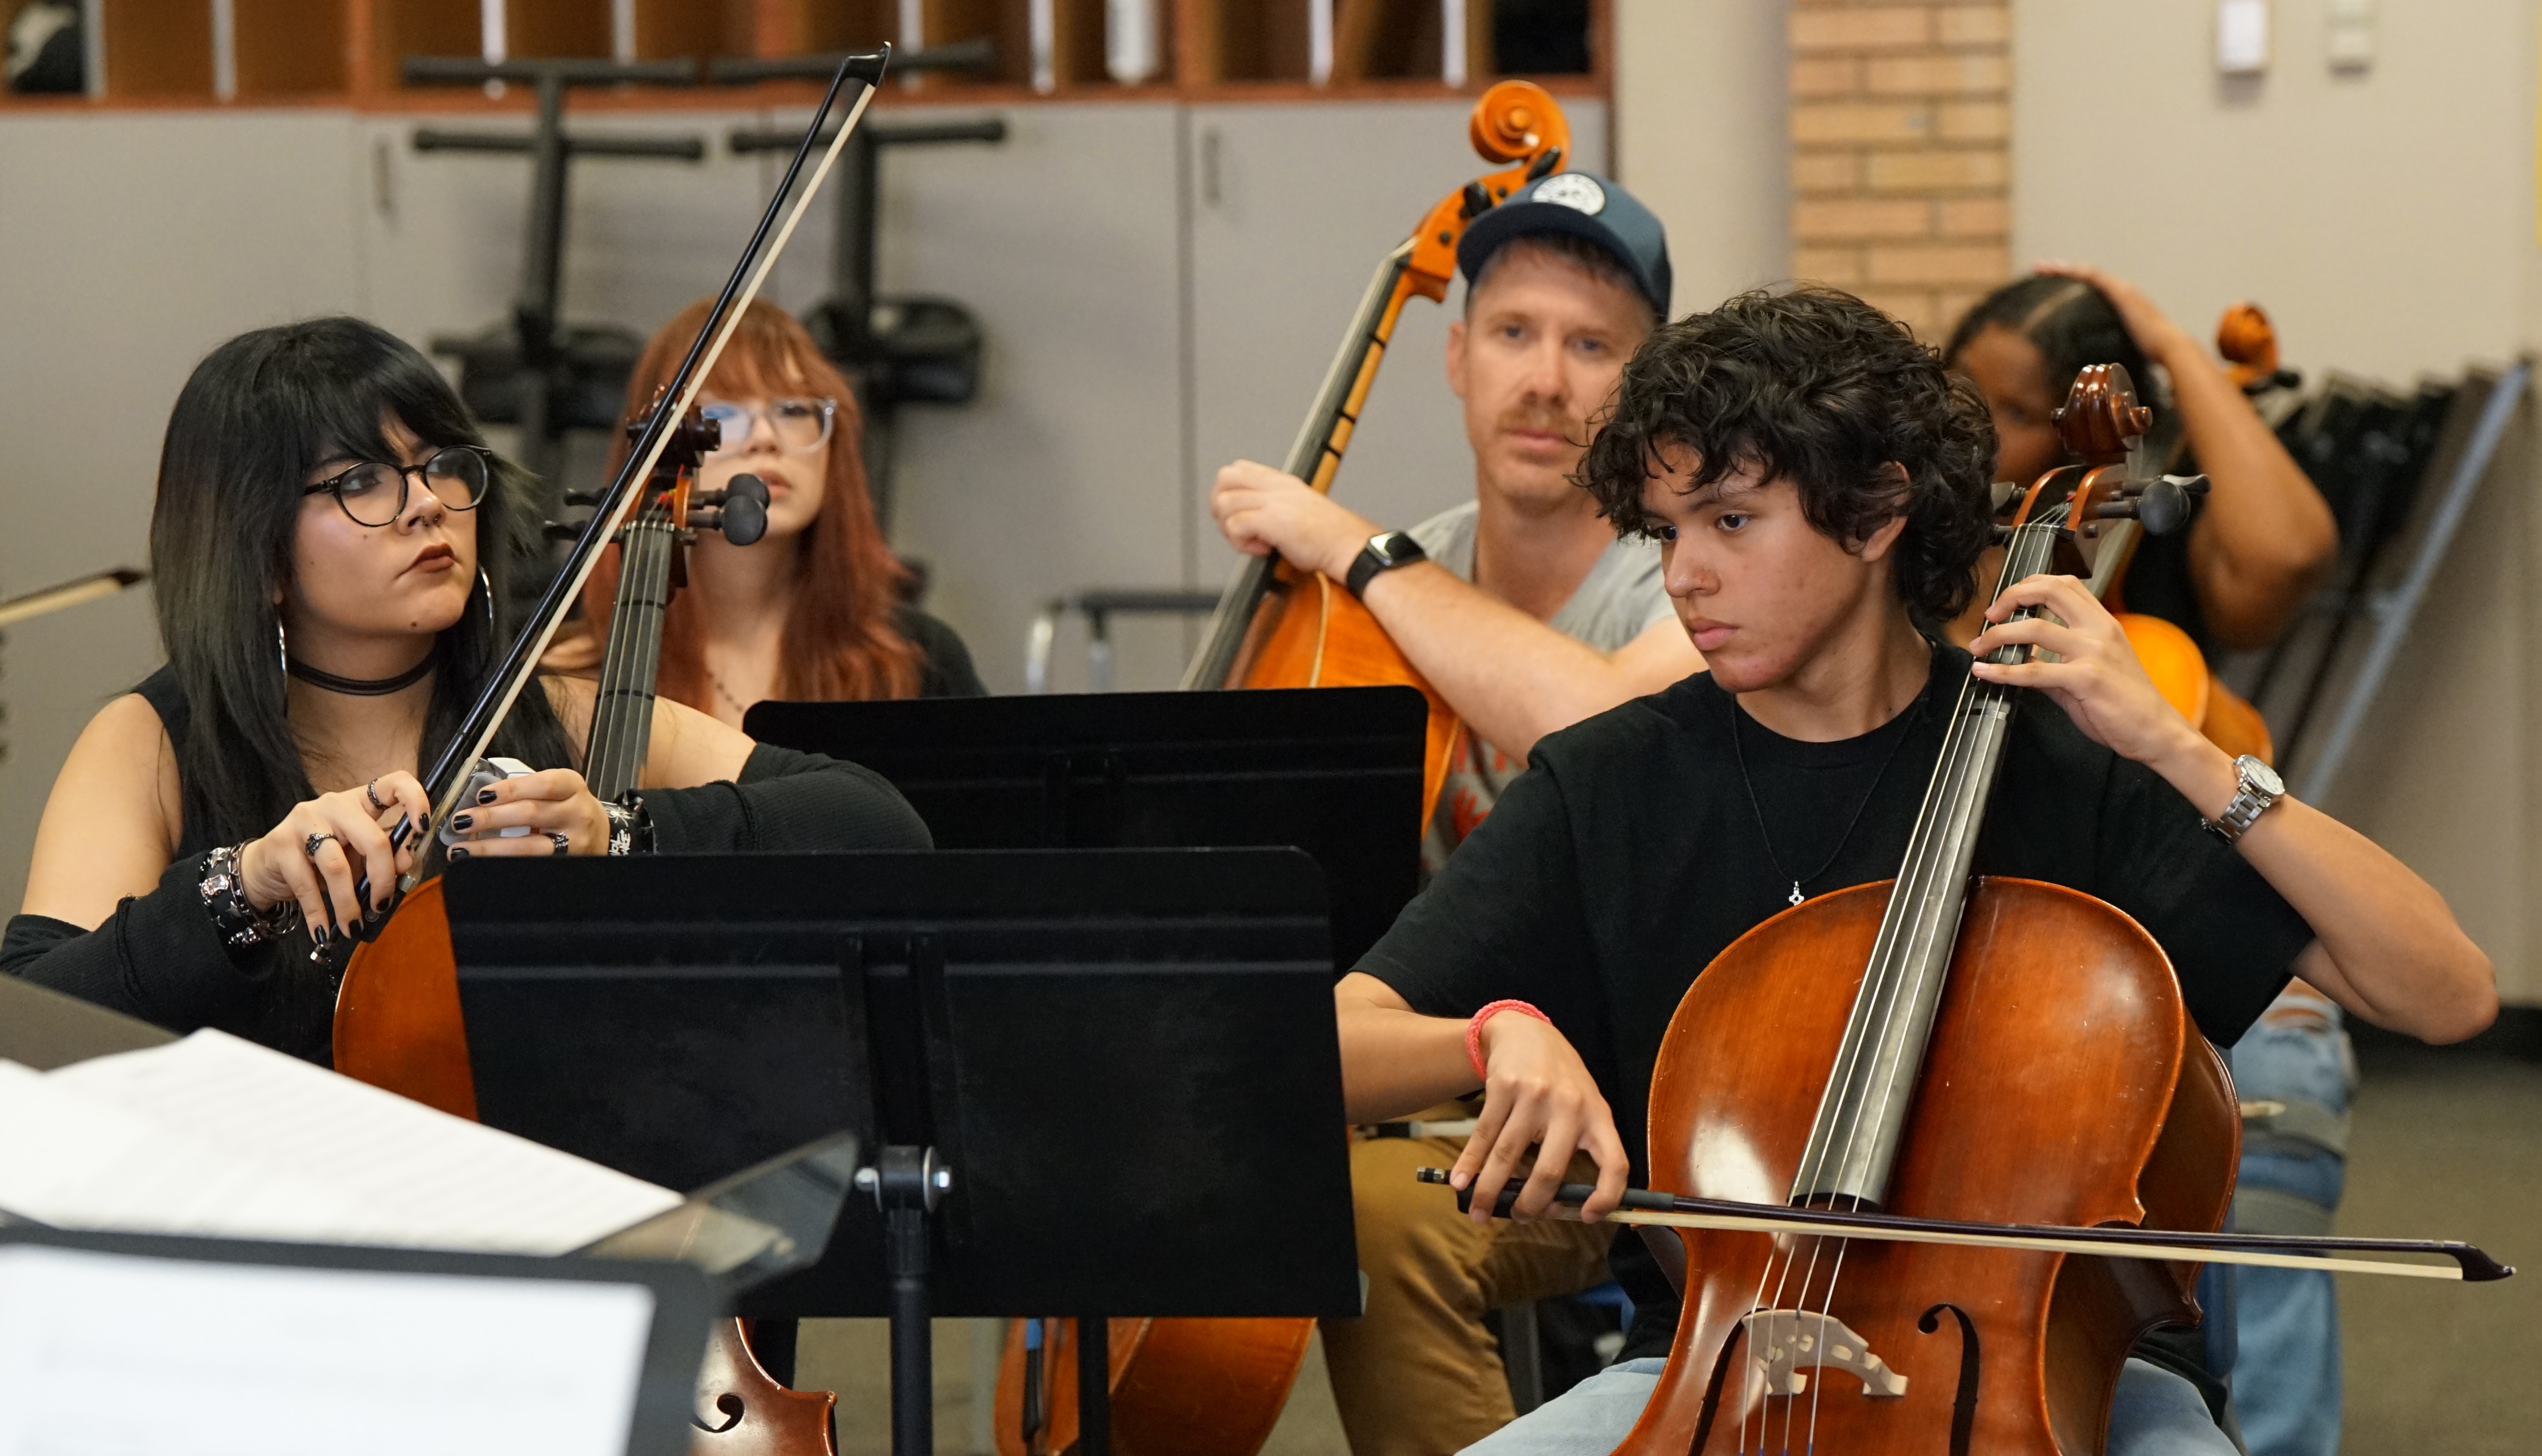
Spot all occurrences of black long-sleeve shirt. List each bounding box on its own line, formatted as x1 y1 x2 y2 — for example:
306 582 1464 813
2 743 929 1060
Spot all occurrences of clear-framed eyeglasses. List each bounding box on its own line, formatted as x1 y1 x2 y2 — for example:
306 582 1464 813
699 397 839 456
300 446 491 528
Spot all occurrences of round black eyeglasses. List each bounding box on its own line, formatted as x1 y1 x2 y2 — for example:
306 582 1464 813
302 446 490 528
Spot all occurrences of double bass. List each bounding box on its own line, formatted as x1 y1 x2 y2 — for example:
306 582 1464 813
990 80 1579 1456
322 46 897 1455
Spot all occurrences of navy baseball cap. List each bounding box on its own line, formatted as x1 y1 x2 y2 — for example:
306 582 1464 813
1456 170 1671 319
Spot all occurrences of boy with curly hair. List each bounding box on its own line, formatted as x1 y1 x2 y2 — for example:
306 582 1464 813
1331 287 2493 1454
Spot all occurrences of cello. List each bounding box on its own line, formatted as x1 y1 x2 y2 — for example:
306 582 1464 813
1179 79 1575 829
991 80 1578 1456
322 46 896 1454
1525 370 2501 1455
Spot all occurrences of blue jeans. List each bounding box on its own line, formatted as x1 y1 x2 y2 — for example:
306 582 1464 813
2227 989 2353 1456
1461 1355 2236 1455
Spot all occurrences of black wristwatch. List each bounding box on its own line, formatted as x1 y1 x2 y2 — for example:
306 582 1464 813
1344 530 1427 598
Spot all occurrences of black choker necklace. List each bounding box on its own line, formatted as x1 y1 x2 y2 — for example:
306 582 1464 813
286 654 434 696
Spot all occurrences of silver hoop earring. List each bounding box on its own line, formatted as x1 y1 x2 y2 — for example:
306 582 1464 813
276 620 288 681
479 569 495 633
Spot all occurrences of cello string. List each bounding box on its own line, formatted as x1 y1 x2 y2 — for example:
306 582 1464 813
1786 512 2054 1445
596 514 654 794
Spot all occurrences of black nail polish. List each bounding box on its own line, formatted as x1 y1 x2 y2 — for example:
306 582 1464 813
374 898 390 914
450 846 471 860
477 788 498 805
451 813 473 832
312 926 328 947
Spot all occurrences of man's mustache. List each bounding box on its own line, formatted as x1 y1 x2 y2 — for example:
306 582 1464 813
1496 406 1583 441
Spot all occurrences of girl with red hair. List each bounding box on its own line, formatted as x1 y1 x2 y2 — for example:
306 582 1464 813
564 297 982 721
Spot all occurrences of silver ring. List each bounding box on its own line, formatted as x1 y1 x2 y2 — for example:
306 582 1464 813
303 832 337 860
546 831 571 856
364 779 387 814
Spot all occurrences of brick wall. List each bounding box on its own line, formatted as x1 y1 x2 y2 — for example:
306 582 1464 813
1787 1 2011 340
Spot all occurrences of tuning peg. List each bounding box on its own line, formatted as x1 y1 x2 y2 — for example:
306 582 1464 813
543 521 583 542
726 472 771 508
715 493 768 546
2135 475 2206 537
562 490 604 507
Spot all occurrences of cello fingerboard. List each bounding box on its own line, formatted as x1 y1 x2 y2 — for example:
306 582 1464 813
1789 506 2069 1210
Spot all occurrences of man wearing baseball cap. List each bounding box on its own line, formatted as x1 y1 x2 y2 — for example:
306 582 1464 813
1209 172 1697 1455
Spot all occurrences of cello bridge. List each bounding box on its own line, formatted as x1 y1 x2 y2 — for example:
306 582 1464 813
1739 1309 1908 1399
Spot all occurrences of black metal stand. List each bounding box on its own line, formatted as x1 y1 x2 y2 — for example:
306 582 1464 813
1077 1314 1111 1456
446 848 1366 1456
718 41 1004 531
857 1144 950 1456
401 55 704 492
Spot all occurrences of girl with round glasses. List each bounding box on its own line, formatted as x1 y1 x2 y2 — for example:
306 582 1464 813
552 298 983 725
4 317 930 1059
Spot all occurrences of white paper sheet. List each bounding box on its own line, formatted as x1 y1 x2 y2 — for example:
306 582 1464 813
0 1029 681 1254
0 1244 654 1456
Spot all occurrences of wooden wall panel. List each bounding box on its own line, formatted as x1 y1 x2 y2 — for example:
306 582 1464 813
101 0 213 98
237 0 353 94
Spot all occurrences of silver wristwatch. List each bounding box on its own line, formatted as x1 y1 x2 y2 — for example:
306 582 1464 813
2205 754 2286 844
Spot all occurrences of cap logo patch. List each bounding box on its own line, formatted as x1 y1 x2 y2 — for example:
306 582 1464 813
1532 174 1606 215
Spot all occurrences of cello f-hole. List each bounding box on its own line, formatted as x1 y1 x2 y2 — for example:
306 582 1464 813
1917 1303 1982 1456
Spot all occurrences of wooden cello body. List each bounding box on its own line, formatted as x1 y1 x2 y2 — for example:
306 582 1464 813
1618 878 2236 1455
1616 375 2240 1455
996 81 1578 1456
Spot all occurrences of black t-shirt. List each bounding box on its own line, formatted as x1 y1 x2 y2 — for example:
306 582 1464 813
1358 644 2313 1358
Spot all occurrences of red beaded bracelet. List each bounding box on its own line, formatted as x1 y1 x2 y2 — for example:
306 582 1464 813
1465 999 1551 1083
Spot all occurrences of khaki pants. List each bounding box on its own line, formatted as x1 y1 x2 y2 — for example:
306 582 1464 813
1322 1124 1616 1456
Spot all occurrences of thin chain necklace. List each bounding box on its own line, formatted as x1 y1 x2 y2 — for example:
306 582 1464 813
1728 679 1929 907
706 668 755 721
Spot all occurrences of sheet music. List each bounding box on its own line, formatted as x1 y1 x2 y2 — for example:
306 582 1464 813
0 1244 654 1456
0 1030 681 1254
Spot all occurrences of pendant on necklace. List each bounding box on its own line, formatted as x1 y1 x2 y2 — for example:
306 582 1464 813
1788 883 1805 907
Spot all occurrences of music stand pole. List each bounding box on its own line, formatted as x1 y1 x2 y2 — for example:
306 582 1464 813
861 1145 952 1456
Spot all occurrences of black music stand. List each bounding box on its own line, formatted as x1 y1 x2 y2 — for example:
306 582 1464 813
744 683 1427 971
445 849 1362 1456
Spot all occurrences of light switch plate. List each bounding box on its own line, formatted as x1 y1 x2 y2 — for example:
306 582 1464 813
2327 0 2376 72
2217 0 2270 75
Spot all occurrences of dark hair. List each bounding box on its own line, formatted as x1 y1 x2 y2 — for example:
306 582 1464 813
1940 274 2157 411
1466 233 1658 329
1577 286 1997 625
149 317 573 845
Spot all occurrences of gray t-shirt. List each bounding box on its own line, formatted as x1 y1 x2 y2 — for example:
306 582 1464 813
1408 501 1676 874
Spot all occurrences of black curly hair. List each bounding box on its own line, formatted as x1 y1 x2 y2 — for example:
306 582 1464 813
1577 286 1998 626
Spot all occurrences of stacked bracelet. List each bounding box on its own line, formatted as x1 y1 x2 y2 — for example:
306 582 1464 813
198 843 301 948
1465 999 1552 1083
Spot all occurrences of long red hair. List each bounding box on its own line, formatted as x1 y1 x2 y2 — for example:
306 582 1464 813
580 298 921 707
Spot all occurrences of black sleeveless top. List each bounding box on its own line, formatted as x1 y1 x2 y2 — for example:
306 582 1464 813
135 666 216 859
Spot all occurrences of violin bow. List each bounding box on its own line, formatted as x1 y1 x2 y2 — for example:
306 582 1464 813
1416 1170 2512 1283
391 47 893 889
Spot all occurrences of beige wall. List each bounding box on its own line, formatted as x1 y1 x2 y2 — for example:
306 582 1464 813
1612 0 1791 315
2017 0 2542 1003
